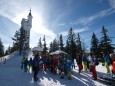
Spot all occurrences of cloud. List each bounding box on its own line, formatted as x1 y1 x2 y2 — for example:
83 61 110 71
51 12 67 26
59 28 89 36
97 0 103 3
30 30 56 48
109 0 115 9
73 8 115 26
0 0 57 48
57 23 66 26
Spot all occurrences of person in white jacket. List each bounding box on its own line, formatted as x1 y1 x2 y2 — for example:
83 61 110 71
88 53 97 80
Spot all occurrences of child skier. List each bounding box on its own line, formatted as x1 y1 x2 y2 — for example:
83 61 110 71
24 58 28 72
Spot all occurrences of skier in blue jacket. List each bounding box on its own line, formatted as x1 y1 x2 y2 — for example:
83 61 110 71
103 53 111 73
33 52 41 81
66 55 72 80
82 53 88 71
24 58 28 72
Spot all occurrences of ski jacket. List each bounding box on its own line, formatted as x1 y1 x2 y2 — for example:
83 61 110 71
21 57 25 63
24 59 28 66
52 58 58 65
112 61 115 73
76 55 82 64
28 59 33 66
82 56 88 62
33 54 40 67
66 63 72 72
59 62 64 70
104 56 110 63
88 56 96 66
43 57 47 64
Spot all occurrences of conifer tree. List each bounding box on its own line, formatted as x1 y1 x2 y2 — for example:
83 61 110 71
90 32 100 58
10 42 18 53
100 26 114 54
12 27 28 55
59 34 64 51
38 37 42 48
5 45 11 55
66 27 77 59
65 40 70 54
76 33 82 55
0 38 4 57
12 30 19 51
5 50 8 55
49 42 53 53
51 38 59 52
43 35 47 55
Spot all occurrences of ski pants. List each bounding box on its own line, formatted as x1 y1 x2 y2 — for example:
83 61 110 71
78 63 83 73
90 65 97 80
67 72 72 79
83 62 87 71
34 67 38 79
105 62 110 73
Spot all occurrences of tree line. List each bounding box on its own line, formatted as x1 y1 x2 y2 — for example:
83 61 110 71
36 26 115 59
0 26 115 58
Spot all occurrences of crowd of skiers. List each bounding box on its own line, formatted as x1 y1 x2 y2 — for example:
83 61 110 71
21 51 115 81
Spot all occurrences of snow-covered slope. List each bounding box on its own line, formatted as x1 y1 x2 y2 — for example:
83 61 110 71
0 51 111 86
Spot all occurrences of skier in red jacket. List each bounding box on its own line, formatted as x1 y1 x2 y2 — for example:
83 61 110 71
110 53 115 74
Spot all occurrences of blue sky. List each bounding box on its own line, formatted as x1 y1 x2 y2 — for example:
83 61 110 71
0 0 115 50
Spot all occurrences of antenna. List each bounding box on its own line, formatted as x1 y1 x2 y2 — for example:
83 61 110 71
30 8 31 12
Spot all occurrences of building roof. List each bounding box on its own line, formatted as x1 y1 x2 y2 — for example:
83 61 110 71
32 47 43 51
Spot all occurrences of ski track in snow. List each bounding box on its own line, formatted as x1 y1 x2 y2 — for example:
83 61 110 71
0 51 109 86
